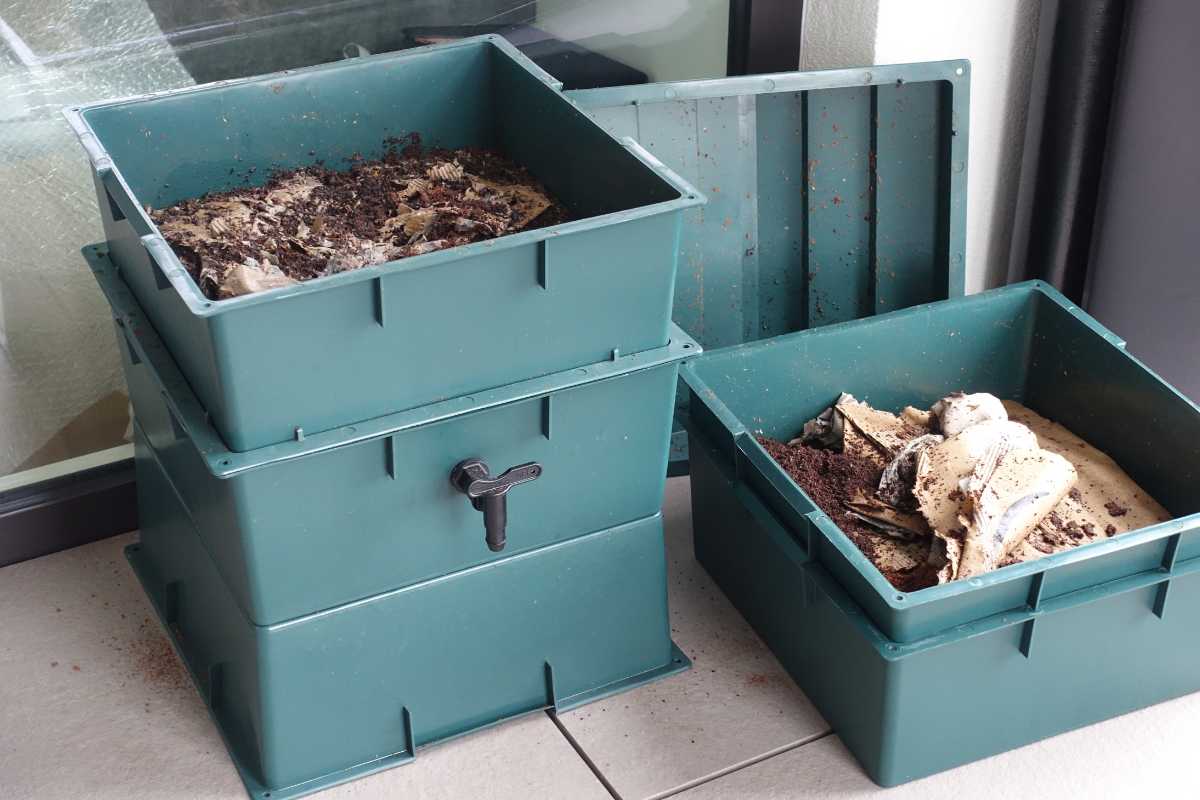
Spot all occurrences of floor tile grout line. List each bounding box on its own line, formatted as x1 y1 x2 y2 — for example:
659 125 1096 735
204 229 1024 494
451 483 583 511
545 710 625 800
644 728 836 800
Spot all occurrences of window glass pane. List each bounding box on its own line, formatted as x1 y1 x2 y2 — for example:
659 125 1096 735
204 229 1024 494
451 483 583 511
536 0 729 82
0 1 196 480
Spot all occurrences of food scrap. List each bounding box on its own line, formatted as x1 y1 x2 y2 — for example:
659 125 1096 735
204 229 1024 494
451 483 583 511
150 137 568 300
761 392 1171 591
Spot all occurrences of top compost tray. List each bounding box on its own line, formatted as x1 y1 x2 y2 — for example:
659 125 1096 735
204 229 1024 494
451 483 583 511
65 35 702 452
682 281 1200 643
567 60 969 470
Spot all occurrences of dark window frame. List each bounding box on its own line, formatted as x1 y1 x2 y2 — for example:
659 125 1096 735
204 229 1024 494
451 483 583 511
0 458 138 567
727 0 805 76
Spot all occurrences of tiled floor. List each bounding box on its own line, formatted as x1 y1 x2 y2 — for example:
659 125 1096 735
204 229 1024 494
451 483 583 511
2 477 1196 799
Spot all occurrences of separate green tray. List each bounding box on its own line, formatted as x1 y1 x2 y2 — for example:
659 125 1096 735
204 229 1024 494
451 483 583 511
131 430 687 798
682 281 1200 642
88 244 698 624
67 35 702 452
688 427 1200 785
569 60 970 470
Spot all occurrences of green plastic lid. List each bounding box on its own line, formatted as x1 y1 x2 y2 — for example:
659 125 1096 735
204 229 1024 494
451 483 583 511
568 60 969 468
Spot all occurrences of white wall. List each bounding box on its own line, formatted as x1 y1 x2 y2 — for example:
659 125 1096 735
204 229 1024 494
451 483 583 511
800 0 878 70
536 0 728 83
803 0 1041 293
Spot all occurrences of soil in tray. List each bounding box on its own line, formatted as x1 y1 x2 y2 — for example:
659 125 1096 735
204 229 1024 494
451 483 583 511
759 436 940 592
150 136 569 300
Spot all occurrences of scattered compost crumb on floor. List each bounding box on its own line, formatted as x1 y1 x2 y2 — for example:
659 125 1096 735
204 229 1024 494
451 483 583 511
151 135 569 300
128 634 189 692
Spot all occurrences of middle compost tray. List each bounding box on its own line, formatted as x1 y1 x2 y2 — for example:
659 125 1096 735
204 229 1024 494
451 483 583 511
682 281 1200 643
66 35 703 453
87 244 699 625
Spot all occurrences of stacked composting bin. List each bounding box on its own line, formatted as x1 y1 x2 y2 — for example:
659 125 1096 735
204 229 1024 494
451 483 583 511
73 42 1200 794
69 37 703 799
572 63 1200 785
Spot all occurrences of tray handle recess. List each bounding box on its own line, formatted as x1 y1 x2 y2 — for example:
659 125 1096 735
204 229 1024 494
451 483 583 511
96 166 155 237
450 459 542 552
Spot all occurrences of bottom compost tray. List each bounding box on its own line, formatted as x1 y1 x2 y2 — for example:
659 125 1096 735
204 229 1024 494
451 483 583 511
682 281 1200 642
130 430 688 799
688 430 1200 786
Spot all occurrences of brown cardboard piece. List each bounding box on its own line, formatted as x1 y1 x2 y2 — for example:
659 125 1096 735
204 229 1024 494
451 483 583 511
1003 402 1171 562
956 444 1076 578
913 420 1039 542
846 490 931 539
217 262 298 299
790 392 1169 587
835 395 923 456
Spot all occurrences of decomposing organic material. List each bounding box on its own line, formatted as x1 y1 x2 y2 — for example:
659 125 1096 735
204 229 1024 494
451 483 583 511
877 433 943 511
955 443 1076 578
930 391 1008 436
150 137 568 300
761 391 1170 591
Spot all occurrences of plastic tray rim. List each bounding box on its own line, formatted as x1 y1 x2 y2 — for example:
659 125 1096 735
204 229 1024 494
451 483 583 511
567 57 972 107
808 546 1200 662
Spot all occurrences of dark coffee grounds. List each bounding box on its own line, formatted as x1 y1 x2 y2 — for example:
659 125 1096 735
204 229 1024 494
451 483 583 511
759 436 937 592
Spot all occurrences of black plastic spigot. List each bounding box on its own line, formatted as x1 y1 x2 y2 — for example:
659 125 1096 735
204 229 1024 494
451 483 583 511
450 458 542 552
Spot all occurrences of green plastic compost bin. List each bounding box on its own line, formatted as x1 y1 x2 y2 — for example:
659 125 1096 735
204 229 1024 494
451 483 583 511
87 244 698 625
572 58 1200 784
568 60 969 471
66 35 703 452
682 282 1200 783
130 426 686 799
688 426 1200 786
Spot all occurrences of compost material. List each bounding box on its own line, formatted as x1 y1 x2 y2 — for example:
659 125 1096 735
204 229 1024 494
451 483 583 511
757 436 939 592
763 392 1170 591
150 138 568 300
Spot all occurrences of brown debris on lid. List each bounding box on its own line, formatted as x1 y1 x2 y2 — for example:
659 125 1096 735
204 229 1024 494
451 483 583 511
426 160 465 182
